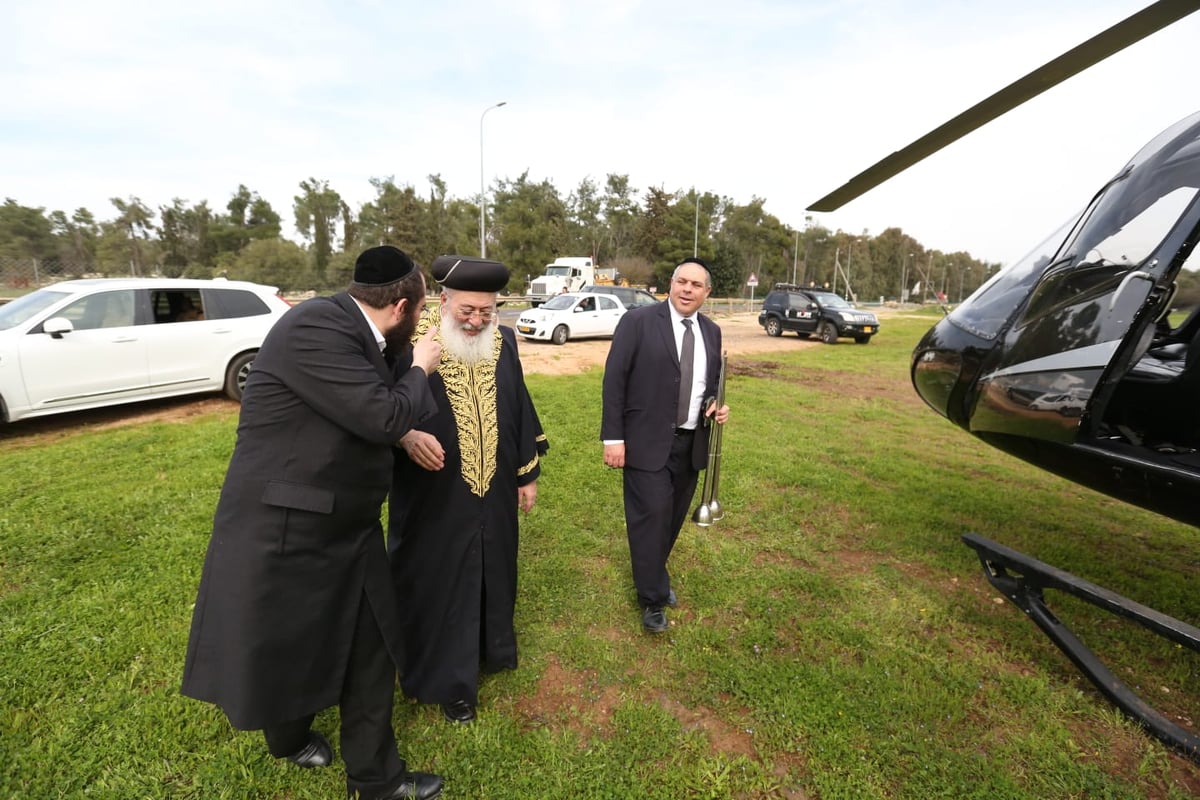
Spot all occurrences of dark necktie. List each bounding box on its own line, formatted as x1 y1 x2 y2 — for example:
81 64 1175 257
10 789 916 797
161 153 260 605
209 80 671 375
677 319 694 426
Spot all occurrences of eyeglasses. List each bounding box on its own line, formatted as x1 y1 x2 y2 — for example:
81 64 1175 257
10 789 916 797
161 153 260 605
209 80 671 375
452 305 496 322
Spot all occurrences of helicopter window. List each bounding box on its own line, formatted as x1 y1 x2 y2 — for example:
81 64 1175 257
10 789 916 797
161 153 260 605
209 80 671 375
1017 186 1199 334
946 214 1079 340
947 113 1200 343
1068 187 1194 273
1162 244 1200 335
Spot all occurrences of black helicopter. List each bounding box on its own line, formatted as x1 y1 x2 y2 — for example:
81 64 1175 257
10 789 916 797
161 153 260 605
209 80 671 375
810 0 1200 762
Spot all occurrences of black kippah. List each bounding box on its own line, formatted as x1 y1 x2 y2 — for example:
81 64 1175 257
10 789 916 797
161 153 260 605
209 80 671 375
676 256 712 275
353 246 415 286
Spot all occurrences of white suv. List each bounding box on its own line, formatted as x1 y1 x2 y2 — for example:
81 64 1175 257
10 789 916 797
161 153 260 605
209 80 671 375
0 278 291 422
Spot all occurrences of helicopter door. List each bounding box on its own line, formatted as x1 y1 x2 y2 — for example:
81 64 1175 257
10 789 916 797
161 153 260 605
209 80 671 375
968 188 1195 444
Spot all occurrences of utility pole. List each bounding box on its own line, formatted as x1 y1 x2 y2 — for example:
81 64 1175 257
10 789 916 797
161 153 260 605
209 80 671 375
478 101 507 258
791 229 799 284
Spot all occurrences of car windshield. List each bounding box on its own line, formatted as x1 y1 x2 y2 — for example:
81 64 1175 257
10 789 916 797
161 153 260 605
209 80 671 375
541 294 578 310
545 267 572 276
809 291 852 309
0 288 72 331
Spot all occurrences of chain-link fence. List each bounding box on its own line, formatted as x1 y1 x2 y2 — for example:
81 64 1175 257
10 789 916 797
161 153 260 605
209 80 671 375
0 257 140 290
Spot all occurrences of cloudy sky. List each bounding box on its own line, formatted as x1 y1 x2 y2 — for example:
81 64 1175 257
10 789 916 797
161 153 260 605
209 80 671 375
3 0 1198 265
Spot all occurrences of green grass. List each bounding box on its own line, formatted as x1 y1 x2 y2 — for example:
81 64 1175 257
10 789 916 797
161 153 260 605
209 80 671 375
3 313 1200 798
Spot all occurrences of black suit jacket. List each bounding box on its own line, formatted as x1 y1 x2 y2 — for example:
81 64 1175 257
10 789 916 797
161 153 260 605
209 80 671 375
182 292 436 730
601 301 721 472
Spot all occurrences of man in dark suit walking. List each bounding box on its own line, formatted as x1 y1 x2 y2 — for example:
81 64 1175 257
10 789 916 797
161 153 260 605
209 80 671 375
182 246 445 800
601 258 730 634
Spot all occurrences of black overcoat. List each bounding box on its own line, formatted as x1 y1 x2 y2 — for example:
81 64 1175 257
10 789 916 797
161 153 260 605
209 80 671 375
387 324 547 705
181 292 436 731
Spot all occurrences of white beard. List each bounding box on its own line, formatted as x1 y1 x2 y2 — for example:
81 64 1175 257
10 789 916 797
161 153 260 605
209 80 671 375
439 314 496 365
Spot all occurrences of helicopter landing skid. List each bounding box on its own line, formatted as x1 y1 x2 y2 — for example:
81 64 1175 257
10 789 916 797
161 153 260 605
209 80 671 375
962 533 1200 763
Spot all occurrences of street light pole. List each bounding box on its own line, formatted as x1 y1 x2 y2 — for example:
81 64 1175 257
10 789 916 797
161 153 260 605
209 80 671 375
479 101 507 258
791 229 799 284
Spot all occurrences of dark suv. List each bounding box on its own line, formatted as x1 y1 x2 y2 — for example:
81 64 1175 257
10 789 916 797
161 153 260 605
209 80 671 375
579 285 660 309
758 284 880 344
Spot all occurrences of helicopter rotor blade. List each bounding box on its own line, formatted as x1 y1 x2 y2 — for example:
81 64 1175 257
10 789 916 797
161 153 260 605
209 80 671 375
807 0 1200 213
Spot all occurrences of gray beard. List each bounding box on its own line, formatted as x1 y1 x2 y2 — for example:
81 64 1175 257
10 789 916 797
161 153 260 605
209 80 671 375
440 315 496 364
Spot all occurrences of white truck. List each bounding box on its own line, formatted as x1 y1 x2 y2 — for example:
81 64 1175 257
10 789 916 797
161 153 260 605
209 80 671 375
526 257 596 307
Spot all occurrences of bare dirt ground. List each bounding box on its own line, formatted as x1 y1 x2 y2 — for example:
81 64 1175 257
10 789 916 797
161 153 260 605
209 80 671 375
514 310 825 376
0 309 902 445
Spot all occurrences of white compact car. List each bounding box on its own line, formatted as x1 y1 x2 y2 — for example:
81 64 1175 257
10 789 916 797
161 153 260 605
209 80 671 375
515 291 627 345
0 277 292 422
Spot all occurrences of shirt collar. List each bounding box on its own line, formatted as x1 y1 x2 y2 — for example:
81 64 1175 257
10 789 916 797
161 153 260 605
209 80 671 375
350 297 388 352
667 302 694 326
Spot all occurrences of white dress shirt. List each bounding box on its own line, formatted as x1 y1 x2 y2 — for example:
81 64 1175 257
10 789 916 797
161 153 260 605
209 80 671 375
668 303 707 430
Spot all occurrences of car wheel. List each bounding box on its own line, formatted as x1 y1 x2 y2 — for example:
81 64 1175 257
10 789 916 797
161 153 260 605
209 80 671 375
551 325 570 345
854 334 872 344
765 317 782 337
820 321 839 344
224 352 256 401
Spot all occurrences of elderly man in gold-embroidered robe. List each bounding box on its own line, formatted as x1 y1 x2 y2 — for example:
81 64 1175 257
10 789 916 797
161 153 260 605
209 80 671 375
387 255 548 725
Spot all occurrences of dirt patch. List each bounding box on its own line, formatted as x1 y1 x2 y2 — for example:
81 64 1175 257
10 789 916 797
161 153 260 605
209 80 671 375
515 311 825 377
0 395 239 446
513 655 760 761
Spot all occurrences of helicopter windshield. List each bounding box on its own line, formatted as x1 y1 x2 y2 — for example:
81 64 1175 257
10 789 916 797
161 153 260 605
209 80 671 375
946 110 1200 342
944 214 1080 340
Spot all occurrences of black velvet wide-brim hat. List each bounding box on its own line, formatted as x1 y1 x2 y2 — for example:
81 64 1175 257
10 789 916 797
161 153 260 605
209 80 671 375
430 255 510 292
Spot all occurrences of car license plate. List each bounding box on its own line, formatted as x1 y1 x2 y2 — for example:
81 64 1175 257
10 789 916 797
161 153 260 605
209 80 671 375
517 325 533 334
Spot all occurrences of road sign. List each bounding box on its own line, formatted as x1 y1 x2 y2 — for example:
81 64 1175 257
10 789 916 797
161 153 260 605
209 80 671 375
747 273 758 287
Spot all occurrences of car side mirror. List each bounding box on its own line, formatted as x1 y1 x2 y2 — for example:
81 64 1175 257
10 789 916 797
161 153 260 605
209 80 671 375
43 317 74 339
807 303 817 311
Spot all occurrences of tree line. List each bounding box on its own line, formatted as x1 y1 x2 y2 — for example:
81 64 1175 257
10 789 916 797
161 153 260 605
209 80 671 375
0 173 1003 302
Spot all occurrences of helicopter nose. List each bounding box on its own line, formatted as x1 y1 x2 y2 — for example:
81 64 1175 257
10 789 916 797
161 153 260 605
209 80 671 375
912 347 962 419
911 308 967 424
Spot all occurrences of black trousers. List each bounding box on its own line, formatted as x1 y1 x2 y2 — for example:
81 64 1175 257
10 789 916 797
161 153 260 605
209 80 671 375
623 429 700 608
262 590 406 799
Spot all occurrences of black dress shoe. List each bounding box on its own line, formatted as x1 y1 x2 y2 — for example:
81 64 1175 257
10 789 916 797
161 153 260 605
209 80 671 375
441 699 476 723
378 771 444 799
667 589 678 608
642 606 668 633
285 731 332 768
